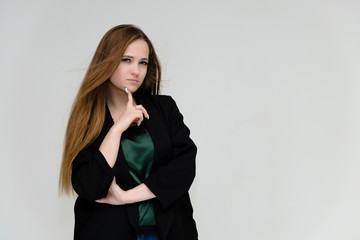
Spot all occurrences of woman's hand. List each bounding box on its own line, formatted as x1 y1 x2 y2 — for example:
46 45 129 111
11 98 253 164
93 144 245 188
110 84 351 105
99 88 149 168
113 88 149 133
96 178 128 205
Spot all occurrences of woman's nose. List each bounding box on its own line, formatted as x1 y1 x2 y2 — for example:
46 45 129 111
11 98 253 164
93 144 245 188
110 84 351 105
130 63 139 75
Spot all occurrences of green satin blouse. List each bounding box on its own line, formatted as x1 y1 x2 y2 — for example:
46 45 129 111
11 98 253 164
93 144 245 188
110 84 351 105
121 125 156 226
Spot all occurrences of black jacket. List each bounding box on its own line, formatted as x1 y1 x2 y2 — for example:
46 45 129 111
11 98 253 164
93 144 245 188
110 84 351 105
71 93 198 240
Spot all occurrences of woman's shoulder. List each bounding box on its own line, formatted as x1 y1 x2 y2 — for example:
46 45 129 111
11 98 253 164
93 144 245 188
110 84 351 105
148 94 172 101
139 94 181 118
142 94 176 106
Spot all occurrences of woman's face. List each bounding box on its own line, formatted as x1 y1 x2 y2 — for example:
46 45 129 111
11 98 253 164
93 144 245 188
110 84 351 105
109 39 149 93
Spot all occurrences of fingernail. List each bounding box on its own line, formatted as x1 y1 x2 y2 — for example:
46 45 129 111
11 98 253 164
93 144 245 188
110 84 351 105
147 114 150 120
125 87 128 93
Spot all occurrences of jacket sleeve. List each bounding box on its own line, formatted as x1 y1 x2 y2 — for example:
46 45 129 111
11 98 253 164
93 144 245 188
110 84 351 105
71 144 115 201
144 96 197 209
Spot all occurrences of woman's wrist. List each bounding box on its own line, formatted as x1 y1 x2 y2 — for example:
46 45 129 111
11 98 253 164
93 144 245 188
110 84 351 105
124 184 155 204
109 125 124 137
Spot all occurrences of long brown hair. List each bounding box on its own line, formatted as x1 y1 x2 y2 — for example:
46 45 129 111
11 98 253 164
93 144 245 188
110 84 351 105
59 24 161 195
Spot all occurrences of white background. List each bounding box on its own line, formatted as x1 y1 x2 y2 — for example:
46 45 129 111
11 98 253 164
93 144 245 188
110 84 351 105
1 0 360 239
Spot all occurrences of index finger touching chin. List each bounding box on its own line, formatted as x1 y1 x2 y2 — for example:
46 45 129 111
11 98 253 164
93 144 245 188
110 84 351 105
125 88 134 105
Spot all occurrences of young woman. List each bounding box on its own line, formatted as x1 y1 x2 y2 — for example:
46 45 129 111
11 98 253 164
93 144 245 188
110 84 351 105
59 24 198 240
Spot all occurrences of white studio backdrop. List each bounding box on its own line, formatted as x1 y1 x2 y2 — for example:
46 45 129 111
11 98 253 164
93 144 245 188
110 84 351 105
1 0 360 239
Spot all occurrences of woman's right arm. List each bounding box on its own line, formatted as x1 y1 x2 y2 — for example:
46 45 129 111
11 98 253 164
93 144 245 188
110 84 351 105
72 89 149 201
71 145 116 201
99 88 149 167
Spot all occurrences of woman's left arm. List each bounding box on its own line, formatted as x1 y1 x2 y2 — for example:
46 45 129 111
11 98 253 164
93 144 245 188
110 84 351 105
143 96 197 208
96 178 156 205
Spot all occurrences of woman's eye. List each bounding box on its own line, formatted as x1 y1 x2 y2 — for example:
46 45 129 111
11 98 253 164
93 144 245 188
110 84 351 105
140 61 148 66
122 58 131 63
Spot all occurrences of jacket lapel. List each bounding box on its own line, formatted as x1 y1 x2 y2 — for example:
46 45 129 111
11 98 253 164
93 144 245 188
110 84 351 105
134 93 175 239
134 92 165 172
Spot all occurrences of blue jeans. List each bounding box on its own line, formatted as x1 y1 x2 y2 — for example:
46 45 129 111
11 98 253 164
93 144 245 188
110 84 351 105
137 233 160 240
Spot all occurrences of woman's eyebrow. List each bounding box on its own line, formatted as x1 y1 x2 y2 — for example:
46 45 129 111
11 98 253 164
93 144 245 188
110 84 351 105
122 55 149 61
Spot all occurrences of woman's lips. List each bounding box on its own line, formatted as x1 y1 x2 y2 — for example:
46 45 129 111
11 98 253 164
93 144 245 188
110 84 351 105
127 79 139 83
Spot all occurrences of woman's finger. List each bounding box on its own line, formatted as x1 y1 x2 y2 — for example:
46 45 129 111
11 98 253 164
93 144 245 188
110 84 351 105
135 105 149 120
96 198 105 203
134 112 144 126
125 88 134 107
